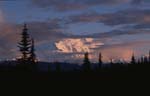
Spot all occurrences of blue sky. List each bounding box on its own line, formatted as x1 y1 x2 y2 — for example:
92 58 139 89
0 0 150 63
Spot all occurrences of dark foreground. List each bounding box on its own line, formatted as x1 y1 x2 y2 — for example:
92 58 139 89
0 63 149 82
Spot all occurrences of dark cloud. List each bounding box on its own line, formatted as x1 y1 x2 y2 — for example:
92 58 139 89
131 23 150 29
131 0 143 4
131 0 150 5
67 9 150 26
31 0 130 11
26 20 66 41
71 29 150 39
107 29 149 37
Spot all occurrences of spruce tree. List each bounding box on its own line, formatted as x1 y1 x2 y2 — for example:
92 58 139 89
137 58 141 64
18 24 31 63
144 56 148 64
148 51 150 64
141 56 144 64
98 52 103 69
29 38 36 63
82 52 91 72
110 59 113 64
131 53 136 64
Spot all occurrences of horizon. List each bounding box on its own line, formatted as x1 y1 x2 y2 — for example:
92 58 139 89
0 0 150 63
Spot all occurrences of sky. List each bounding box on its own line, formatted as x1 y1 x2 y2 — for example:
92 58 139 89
0 0 150 63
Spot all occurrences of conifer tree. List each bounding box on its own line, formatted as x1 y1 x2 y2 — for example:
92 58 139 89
137 58 141 64
18 24 31 62
82 52 91 72
144 56 148 64
148 51 150 64
131 53 136 64
29 38 36 63
110 58 113 64
141 56 144 64
98 52 103 69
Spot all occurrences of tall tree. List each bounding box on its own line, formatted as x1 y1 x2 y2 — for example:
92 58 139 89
82 52 91 72
98 52 103 69
131 53 136 64
29 38 36 63
18 24 31 62
141 56 144 64
137 58 141 64
110 58 113 64
144 56 148 64
148 51 150 64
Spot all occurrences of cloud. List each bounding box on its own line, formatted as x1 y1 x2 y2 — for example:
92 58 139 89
52 37 150 63
67 9 150 26
74 29 150 40
55 38 104 53
131 0 142 4
0 9 5 23
131 0 150 5
31 0 131 11
130 23 150 29
26 20 66 41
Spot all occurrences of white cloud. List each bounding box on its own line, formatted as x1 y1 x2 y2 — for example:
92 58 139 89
55 38 104 53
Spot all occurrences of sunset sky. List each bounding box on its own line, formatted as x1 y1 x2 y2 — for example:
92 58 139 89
0 0 150 63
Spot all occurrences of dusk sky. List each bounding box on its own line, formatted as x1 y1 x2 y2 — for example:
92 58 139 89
0 0 150 63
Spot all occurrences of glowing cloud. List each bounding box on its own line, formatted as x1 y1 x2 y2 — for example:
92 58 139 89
55 38 104 53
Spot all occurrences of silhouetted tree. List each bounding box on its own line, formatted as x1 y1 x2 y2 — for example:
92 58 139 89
17 24 34 72
29 38 36 64
110 59 113 64
131 53 136 64
137 58 141 64
144 56 148 64
148 51 150 64
98 52 103 69
18 24 31 62
141 56 144 64
82 52 91 72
